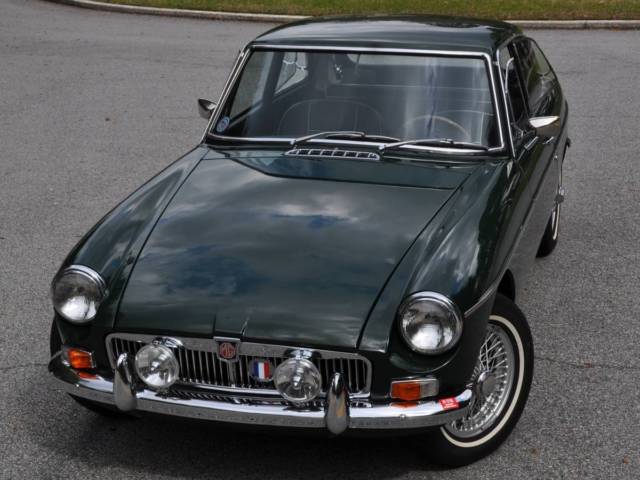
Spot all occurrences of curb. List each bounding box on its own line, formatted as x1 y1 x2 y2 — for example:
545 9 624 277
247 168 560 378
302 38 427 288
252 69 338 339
50 0 305 23
49 0 640 28
511 19 640 29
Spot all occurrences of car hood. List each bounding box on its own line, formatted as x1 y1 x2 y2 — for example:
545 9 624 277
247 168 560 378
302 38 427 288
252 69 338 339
116 150 476 348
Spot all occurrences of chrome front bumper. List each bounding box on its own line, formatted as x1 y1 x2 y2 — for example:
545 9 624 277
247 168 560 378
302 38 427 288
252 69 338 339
49 353 473 434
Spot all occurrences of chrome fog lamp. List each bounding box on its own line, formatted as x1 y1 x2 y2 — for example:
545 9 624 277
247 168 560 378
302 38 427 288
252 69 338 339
51 265 106 324
398 292 463 355
134 340 180 389
274 357 322 404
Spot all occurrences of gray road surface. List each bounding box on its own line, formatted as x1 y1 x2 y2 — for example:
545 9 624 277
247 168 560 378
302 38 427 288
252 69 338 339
1 0 639 478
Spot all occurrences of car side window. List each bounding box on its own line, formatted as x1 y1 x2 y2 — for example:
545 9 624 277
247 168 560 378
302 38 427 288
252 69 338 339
499 46 528 142
515 39 557 115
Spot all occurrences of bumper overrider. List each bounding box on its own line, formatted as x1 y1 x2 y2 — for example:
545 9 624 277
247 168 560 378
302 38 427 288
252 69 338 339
49 350 473 435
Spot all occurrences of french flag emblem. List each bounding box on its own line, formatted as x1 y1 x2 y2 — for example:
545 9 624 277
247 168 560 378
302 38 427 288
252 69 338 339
250 359 273 382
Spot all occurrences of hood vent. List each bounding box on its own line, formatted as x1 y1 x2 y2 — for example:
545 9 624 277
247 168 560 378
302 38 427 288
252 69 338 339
286 148 380 161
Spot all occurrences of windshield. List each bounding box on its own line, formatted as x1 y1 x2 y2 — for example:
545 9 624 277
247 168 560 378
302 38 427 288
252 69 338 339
212 49 500 148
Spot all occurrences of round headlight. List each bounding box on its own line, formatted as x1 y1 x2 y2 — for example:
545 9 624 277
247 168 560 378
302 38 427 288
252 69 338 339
51 265 106 324
398 292 463 355
134 343 180 389
274 357 322 404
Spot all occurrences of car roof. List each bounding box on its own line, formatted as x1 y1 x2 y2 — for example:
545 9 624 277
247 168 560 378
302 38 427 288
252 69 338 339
252 15 522 55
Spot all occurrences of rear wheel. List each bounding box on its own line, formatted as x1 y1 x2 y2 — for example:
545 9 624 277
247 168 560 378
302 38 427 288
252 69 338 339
422 294 534 467
50 320 129 417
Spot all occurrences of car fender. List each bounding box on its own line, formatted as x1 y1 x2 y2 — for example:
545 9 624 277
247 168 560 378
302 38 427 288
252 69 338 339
53 147 207 356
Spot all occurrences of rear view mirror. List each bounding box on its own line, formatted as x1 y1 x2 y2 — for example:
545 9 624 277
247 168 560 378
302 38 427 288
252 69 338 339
198 99 217 120
529 116 559 138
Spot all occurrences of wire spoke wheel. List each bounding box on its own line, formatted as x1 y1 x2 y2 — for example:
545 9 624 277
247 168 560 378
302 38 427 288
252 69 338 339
426 297 532 466
444 322 516 438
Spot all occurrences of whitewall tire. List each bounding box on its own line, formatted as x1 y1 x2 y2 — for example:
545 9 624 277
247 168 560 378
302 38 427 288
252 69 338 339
422 294 534 467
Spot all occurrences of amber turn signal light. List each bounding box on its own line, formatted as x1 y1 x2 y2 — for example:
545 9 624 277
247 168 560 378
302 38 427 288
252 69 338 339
63 346 95 370
390 377 439 401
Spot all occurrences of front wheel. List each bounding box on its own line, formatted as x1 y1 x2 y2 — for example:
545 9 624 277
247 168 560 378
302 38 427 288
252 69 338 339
422 294 534 467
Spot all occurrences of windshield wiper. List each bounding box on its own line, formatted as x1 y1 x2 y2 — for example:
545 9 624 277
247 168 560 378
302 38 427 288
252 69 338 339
291 131 401 146
379 138 488 153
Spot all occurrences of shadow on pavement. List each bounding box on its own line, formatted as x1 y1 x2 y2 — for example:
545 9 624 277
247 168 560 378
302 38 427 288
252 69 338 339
26 369 445 478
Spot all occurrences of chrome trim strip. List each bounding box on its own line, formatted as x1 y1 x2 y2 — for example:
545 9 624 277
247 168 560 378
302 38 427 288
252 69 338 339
464 282 501 318
57 264 107 297
463 202 536 319
49 355 472 431
205 44 506 154
200 48 250 144
210 135 494 155
524 136 539 151
495 45 516 158
254 44 489 55
484 52 506 152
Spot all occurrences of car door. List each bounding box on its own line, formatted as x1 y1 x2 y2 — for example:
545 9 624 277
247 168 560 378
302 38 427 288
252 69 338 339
515 38 565 261
499 40 557 292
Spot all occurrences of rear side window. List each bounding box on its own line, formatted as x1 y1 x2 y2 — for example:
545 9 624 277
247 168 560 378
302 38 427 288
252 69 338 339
499 45 528 144
515 40 557 114
499 47 527 122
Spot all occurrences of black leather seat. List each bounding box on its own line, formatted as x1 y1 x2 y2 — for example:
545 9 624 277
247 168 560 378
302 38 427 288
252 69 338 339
277 99 383 136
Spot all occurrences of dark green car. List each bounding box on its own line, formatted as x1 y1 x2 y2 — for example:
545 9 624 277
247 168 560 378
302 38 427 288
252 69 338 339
49 16 569 466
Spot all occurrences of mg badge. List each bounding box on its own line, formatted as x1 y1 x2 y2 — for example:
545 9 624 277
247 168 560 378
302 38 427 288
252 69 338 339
218 341 238 361
249 359 273 382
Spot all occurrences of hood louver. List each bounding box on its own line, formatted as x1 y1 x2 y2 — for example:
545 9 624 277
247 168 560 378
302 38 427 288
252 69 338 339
286 148 380 161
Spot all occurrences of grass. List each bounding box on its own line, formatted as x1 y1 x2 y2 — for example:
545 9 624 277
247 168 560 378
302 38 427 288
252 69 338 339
101 0 640 20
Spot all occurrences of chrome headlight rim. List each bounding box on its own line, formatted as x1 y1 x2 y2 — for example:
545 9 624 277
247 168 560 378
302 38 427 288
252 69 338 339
51 264 107 324
397 291 463 355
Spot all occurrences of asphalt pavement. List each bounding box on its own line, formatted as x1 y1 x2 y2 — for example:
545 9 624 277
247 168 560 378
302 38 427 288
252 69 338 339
0 0 639 478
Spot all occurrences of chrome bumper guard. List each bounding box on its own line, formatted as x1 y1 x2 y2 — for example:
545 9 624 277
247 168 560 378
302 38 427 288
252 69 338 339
49 352 473 434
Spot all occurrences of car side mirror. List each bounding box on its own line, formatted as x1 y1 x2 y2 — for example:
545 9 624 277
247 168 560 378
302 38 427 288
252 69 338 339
529 116 559 138
198 99 217 120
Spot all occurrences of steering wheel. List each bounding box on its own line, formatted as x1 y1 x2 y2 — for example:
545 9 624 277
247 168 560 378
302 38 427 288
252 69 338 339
401 115 472 142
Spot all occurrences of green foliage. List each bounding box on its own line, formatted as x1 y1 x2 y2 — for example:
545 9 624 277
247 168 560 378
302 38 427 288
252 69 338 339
103 0 640 20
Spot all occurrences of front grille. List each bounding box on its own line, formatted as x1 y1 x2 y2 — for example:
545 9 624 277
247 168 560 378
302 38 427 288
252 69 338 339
107 335 371 397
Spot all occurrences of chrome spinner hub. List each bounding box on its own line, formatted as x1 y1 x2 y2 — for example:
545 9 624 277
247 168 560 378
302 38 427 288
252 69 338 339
475 370 497 400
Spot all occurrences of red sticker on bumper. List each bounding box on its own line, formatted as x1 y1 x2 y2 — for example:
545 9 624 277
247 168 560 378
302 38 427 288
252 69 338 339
439 397 460 411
